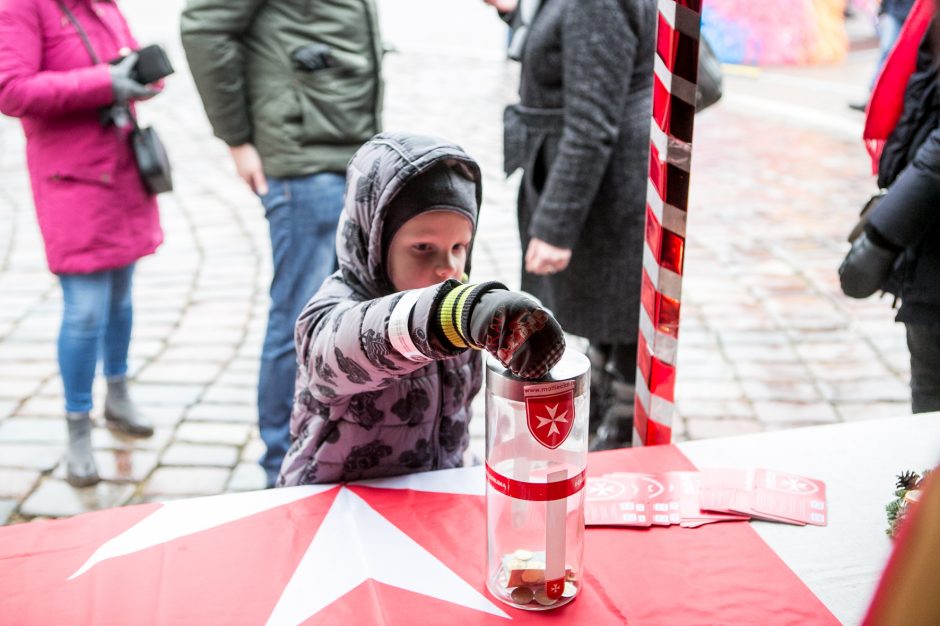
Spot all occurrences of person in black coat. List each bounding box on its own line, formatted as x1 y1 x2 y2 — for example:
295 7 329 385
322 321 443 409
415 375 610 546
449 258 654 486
839 24 940 414
485 0 657 449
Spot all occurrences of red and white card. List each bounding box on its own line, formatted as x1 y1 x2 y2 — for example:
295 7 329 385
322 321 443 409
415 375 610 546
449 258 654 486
699 468 827 527
633 471 681 526
750 469 827 526
586 468 826 528
585 473 651 527
667 471 749 528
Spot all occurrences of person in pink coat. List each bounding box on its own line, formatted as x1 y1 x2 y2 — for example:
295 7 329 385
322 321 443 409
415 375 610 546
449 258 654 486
0 0 164 487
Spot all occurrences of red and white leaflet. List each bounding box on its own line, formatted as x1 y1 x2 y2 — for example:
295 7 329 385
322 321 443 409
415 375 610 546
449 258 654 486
665 471 748 527
585 473 651 527
585 468 826 529
643 472 681 526
698 468 751 516
699 468 826 527
750 469 827 526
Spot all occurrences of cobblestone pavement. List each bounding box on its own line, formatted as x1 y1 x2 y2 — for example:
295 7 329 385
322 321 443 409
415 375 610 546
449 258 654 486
0 2 906 524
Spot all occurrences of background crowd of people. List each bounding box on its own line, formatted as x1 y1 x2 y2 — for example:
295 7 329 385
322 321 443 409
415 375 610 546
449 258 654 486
0 0 936 494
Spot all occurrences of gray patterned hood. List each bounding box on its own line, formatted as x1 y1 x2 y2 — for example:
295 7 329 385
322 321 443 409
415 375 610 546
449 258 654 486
337 132 484 297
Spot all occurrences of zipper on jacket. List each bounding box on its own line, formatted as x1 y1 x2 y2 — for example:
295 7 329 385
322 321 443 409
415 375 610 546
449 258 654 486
429 361 444 470
359 0 381 133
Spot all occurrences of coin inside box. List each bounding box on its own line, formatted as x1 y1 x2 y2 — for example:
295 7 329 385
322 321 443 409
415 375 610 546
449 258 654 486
495 549 579 609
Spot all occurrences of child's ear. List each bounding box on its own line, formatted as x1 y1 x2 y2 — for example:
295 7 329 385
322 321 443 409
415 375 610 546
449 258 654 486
461 272 469 283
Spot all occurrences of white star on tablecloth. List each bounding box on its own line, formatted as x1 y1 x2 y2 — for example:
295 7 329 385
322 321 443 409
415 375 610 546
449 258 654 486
69 467 509 624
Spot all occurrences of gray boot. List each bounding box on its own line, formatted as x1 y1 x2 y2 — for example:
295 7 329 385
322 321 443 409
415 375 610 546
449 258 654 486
589 378 635 451
104 378 154 437
66 413 100 487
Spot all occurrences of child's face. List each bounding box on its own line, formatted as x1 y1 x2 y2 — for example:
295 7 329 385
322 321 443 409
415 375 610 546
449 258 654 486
387 210 473 291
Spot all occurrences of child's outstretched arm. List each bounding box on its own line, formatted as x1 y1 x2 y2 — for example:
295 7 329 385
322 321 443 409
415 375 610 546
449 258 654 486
295 278 566 404
295 279 462 405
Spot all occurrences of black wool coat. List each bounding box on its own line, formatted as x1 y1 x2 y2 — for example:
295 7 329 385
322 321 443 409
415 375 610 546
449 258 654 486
504 0 657 344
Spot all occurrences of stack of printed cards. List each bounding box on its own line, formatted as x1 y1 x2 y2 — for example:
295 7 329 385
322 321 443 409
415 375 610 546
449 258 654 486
585 469 827 528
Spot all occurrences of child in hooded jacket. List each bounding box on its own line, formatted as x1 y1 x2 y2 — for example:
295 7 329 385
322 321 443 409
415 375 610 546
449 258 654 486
278 133 566 486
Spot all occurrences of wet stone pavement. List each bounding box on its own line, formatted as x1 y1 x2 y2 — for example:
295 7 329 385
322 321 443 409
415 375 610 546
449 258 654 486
0 1 907 524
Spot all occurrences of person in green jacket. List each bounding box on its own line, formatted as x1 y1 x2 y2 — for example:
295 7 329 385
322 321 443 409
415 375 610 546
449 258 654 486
180 0 384 487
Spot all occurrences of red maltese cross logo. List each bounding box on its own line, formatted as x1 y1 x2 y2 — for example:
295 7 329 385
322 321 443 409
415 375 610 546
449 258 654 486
525 389 575 449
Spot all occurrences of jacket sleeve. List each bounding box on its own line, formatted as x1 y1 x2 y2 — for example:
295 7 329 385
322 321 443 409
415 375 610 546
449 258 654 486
295 278 466 406
869 124 940 248
528 0 636 249
179 0 268 146
0 1 114 118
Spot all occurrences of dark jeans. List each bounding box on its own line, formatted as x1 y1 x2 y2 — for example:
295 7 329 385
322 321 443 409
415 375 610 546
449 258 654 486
57 264 135 413
906 323 940 413
258 172 345 486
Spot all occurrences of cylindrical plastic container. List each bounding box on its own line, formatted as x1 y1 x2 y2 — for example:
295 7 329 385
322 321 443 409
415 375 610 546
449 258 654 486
484 350 590 610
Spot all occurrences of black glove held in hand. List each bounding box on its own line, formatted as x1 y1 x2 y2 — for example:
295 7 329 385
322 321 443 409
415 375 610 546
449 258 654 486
436 282 565 379
838 230 899 299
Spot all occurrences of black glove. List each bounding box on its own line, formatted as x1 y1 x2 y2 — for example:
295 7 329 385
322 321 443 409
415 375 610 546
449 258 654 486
838 230 900 299
436 282 565 379
109 53 157 104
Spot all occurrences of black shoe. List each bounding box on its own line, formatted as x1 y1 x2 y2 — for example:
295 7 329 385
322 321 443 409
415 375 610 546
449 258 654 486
589 381 635 451
848 101 867 113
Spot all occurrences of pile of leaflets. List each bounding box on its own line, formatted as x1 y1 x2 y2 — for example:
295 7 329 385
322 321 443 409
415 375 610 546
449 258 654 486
585 468 827 528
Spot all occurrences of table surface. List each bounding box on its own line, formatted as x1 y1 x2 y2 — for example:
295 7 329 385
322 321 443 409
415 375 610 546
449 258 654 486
678 412 940 626
3 415 937 625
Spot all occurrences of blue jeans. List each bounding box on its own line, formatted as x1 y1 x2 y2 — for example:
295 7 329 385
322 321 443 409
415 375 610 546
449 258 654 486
258 172 345 486
58 264 135 414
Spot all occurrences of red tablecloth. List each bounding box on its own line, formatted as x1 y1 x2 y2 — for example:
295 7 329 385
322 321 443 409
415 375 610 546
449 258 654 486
0 446 839 625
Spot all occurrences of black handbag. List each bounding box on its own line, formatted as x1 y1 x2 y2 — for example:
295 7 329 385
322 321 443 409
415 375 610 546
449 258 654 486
56 0 173 194
130 122 173 194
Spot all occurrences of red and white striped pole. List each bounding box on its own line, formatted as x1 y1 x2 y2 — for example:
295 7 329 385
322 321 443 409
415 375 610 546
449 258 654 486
634 0 703 446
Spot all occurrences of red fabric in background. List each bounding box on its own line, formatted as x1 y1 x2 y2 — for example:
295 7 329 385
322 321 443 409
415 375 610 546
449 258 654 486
0 446 839 625
864 0 935 172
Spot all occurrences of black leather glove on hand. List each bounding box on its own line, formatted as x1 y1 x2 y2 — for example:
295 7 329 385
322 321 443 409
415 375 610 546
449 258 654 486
838 229 900 299
109 53 157 104
436 282 565 379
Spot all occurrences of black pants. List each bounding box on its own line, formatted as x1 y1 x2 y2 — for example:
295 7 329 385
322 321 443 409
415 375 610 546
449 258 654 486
906 323 940 413
593 342 638 384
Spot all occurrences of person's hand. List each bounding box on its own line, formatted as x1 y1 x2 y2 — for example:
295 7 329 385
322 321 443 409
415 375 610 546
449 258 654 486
482 0 519 12
435 282 563 379
469 289 565 379
436 283 565 378
229 143 269 195
525 238 572 276
838 230 899 298
109 53 157 104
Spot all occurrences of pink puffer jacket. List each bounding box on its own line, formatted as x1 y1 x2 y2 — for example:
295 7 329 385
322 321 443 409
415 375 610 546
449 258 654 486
0 0 162 274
